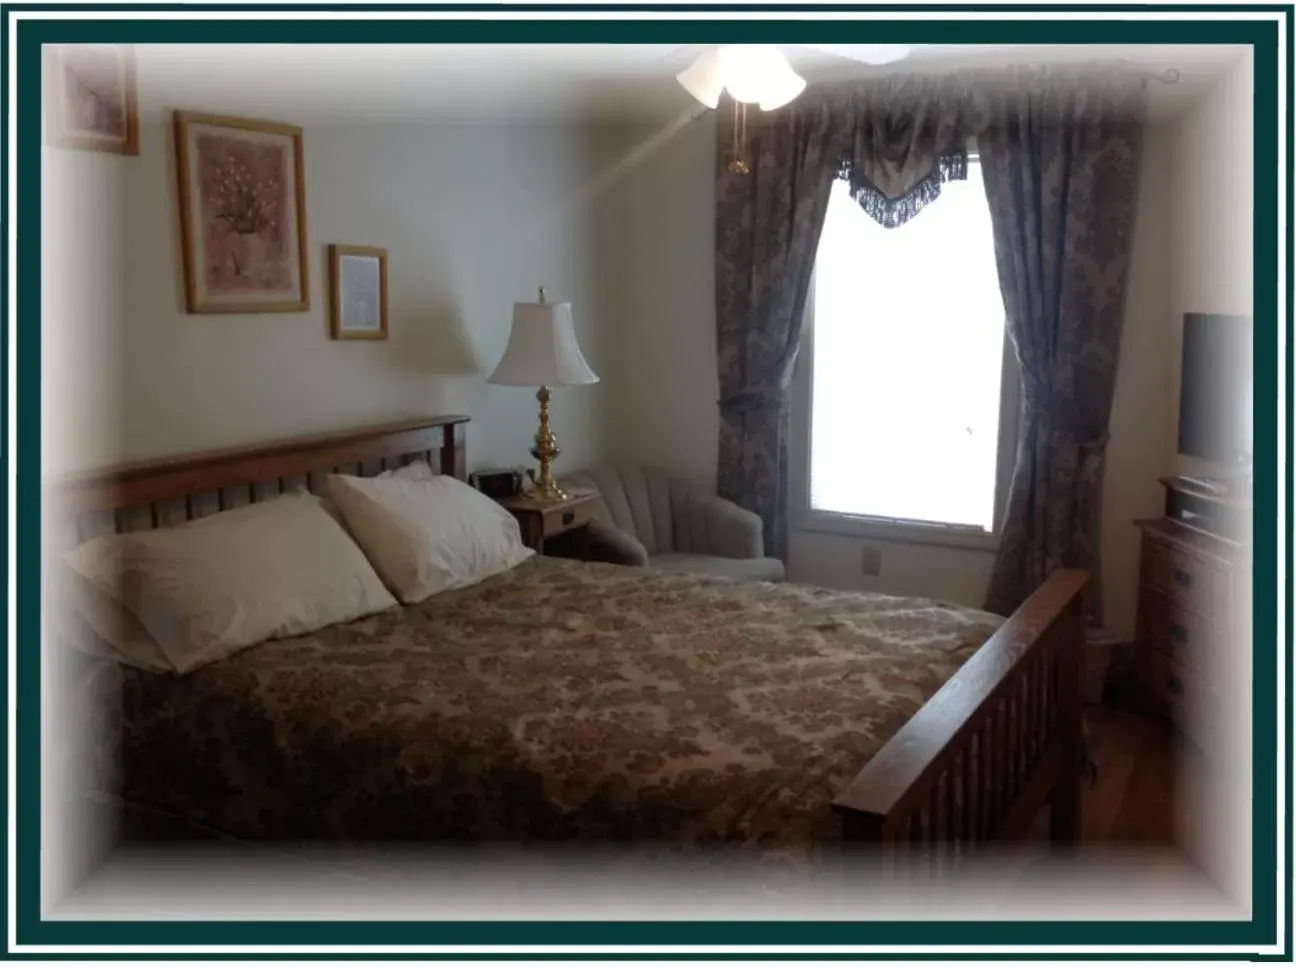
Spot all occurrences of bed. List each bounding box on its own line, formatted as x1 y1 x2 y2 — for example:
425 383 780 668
51 416 1087 866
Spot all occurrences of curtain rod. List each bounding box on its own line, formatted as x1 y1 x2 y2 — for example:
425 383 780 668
694 65 1182 120
1144 67 1181 86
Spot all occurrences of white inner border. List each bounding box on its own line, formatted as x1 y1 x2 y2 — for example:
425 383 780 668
9 2 1289 958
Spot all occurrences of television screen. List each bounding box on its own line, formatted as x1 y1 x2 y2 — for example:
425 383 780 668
1177 313 1253 463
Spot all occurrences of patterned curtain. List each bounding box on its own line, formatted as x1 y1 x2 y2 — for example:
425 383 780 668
979 71 1146 623
715 78 974 559
714 100 838 561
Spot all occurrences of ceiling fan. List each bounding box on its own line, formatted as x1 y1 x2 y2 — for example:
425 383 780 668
671 44 917 111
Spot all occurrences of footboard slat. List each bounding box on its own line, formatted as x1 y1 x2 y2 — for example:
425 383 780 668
833 570 1087 861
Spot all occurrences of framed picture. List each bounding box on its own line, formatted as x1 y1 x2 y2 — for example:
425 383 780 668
174 111 310 314
329 245 389 340
46 45 139 155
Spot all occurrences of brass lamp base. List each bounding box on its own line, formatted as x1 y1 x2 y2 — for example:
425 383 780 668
528 386 567 503
530 478 569 503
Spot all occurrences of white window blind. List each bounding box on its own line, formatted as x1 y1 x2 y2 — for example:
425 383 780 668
808 160 1008 532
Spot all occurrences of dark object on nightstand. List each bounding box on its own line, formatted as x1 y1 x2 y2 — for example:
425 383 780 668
499 488 600 554
469 467 524 500
1131 476 1249 759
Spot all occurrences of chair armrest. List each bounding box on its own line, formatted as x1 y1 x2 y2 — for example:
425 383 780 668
695 496 765 560
545 518 649 568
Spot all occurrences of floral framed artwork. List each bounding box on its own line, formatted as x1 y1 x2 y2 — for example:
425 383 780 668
174 111 310 314
328 245 389 340
46 45 139 155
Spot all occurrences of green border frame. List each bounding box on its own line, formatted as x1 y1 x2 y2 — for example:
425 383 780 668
4 4 1289 957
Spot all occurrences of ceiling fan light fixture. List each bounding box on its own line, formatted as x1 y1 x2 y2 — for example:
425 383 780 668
757 68 807 111
675 47 724 109
714 45 776 104
677 45 807 111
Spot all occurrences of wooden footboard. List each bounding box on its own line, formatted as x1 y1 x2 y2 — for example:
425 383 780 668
833 570 1088 864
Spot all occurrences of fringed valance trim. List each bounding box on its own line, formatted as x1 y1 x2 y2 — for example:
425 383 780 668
837 149 969 229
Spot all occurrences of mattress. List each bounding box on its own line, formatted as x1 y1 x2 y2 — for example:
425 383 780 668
102 557 1004 846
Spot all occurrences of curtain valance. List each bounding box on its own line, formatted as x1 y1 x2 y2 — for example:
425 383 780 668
727 66 1150 230
817 75 975 229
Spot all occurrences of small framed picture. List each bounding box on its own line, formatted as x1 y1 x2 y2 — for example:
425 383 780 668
46 45 139 155
174 111 310 314
329 245 389 340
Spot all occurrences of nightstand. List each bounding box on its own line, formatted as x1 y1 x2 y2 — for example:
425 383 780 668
499 488 599 554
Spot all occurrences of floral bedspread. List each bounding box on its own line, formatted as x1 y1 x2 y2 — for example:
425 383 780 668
109 558 1003 845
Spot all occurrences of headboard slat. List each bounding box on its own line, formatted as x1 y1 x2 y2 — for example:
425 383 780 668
49 417 471 547
52 416 469 515
156 498 189 528
190 492 220 522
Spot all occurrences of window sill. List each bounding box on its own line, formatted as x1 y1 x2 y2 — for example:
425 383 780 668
796 510 1001 552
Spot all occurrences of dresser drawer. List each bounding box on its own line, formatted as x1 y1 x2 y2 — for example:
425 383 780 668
1140 532 1226 612
1135 586 1213 676
1134 644 1188 719
1135 641 1220 755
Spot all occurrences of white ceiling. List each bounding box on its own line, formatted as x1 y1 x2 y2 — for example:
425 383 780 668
133 44 1250 124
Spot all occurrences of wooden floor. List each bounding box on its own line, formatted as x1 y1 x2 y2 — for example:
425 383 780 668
1080 701 1196 846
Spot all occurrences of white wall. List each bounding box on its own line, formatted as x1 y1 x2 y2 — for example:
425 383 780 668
1098 121 1176 642
1167 54 1256 476
1103 54 1254 642
43 60 622 477
600 113 721 486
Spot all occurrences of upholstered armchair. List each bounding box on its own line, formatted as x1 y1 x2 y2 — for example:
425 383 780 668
556 466 785 583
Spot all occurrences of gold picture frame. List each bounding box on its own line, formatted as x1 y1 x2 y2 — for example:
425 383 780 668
329 245 389 340
174 111 310 314
46 45 140 155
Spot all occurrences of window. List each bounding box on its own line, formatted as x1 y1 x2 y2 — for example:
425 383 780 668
802 159 1015 539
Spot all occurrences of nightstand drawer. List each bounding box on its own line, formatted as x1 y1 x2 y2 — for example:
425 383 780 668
1140 533 1225 613
539 497 594 537
498 489 601 554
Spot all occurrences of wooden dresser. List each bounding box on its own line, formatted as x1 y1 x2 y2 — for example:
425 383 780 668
1132 478 1249 757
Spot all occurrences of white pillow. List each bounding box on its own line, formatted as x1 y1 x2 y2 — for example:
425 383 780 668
53 567 174 672
62 492 398 674
326 473 533 604
317 461 432 524
379 461 435 481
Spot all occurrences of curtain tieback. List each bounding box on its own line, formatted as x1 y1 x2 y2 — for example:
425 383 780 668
717 386 786 416
1023 381 1110 451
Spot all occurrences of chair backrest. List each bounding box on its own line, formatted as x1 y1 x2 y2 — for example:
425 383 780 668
563 465 677 556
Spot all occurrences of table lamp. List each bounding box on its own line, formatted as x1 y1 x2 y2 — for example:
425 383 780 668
487 287 599 502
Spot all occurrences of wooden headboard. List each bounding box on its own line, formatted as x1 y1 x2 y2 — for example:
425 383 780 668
48 416 468 549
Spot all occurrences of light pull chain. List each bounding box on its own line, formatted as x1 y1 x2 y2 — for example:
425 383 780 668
727 100 750 174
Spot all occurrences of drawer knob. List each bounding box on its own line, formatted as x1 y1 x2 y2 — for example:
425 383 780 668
1170 623 1188 644
1173 568 1192 588
562 511 575 525
1167 674 1184 696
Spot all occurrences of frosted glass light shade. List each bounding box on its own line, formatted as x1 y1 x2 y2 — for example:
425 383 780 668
675 47 724 110
487 300 599 387
677 45 806 112
757 64 807 111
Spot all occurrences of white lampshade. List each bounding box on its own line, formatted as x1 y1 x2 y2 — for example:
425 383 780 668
487 297 599 388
